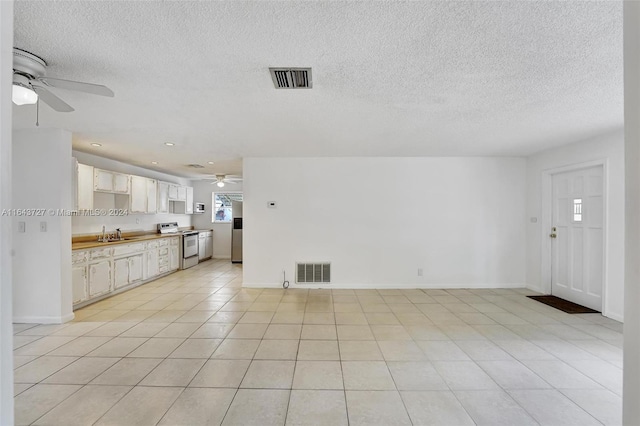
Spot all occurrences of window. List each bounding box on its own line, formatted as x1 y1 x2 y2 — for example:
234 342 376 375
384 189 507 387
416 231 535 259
573 198 583 222
212 192 243 223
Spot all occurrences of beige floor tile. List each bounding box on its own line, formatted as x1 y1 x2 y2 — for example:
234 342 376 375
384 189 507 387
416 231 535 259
342 361 396 390
33 385 131 426
127 338 185 358
248 302 279 311
154 322 201 338
404 325 449 340
120 322 170 337
84 322 138 337
387 362 448 390
303 312 335 324
227 323 268 339
293 361 344 390
94 386 183 426
339 341 384 361
190 359 250 387
432 361 500 390
42 357 119 384
254 340 300 360
239 311 274 323
17 324 69 336
370 325 412 341
271 311 304 324
360 303 391 313
400 390 474 425
264 324 303 340
91 358 163 385
139 358 206 386
14 356 78 383
211 339 260 359
47 336 113 356
169 338 222 358
174 310 215 323
508 389 601 425
191 323 234 338
207 311 244 323
417 340 470 361
222 389 290 426
378 341 427 361
333 303 362 313
14 336 77 356
14 383 33 396
240 360 296 389
144 310 188 323
14 384 81 425
335 312 368 325
336 325 374 340
301 325 337 340
158 388 236 425
111 310 156 322
286 390 348 426
14 335 42 350
86 337 148 357
345 390 411 425
13 355 38 369
365 313 401 325
297 340 340 361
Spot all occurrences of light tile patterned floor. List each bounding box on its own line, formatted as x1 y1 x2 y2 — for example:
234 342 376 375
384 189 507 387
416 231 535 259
13 259 623 425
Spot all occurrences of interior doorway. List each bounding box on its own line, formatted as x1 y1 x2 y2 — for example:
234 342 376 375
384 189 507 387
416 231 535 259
550 165 604 311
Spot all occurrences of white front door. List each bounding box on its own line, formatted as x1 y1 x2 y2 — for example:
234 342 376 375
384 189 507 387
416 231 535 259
551 166 604 311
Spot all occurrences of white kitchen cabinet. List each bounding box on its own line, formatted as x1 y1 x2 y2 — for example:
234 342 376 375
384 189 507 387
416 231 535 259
177 186 187 201
147 248 159 278
170 245 179 270
129 254 144 283
77 163 94 210
130 175 148 213
71 265 88 304
157 181 169 213
88 260 111 297
94 168 130 194
205 233 213 259
146 179 157 213
186 186 194 214
113 257 130 289
168 184 179 200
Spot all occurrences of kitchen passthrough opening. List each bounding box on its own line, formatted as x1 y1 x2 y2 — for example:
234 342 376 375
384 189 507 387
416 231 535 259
212 192 243 223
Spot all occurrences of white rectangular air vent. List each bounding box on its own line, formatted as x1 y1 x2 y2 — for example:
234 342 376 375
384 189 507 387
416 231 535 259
296 262 330 283
269 68 312 89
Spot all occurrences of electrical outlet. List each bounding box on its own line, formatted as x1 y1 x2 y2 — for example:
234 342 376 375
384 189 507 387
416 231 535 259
18 222 25 233
417 268 423 277
40 221 47 232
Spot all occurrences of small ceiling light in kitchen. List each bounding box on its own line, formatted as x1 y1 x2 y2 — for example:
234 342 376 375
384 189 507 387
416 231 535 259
217 182 225 188
151 161 158 165
208 161 214 165
90 143 102 147
12 74 38 105
165 142 175 146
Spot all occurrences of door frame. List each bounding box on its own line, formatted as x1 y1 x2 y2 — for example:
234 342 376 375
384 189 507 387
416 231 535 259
540 159 609 314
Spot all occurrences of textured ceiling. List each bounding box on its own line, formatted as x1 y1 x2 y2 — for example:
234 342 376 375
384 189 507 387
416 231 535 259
12 1 622 178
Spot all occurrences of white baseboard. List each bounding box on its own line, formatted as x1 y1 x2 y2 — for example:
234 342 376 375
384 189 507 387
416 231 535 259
242 282 529 290
13 312 75 324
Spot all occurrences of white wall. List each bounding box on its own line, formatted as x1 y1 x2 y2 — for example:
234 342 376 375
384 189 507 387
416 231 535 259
192 180 243 259
243 157 527 288
13 129 74 324
525 130 625 321
72 151 192 234
624 3 640 422
0 1 13 422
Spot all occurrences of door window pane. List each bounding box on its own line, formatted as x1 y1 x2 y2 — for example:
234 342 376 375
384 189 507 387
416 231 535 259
573 198 583 222
212 192 243 223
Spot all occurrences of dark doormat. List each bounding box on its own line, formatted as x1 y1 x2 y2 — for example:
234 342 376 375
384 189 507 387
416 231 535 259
527 295 600 314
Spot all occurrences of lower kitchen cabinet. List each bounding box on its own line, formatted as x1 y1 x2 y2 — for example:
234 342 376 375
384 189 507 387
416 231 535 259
73 236 180 309
89 260 112 298
71 265 88 304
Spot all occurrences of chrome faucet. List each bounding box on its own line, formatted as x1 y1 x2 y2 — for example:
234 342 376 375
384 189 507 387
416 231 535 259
116 228 122 240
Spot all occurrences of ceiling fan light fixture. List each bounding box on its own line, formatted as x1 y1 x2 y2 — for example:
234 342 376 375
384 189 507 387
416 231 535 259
217 181 225 188
12 74 38 105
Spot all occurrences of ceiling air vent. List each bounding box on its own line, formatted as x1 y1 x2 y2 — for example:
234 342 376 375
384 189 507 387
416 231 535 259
187 164 205 169
269 68 312 89
296 262 330 284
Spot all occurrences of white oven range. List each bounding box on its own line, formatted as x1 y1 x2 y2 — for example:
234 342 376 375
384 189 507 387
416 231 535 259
157 222 199 270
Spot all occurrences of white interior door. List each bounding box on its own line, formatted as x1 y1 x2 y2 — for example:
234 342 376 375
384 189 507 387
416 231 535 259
551 166 604 311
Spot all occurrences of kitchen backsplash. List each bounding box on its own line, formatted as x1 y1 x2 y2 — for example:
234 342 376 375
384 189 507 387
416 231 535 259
72 213 191 236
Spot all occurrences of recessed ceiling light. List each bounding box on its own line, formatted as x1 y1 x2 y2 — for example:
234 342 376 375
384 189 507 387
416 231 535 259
90 143 102 147
165 142 175 146
207 161 214 165
151 161 158 165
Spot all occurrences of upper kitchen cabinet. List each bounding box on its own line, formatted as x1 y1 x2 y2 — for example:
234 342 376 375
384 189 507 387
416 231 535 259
76 162 94 210
186 186 194 214
130 176 158 214
94 168 130 194
157 181 169 214
168 184 179 200
177 186 187 201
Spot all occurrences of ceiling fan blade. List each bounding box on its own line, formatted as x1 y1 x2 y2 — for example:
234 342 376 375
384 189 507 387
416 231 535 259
37 77 114 97
32 86 74 112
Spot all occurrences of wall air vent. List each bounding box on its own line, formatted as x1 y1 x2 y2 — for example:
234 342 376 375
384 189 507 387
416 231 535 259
296 262 330 283
187 164 205 168
269 68 312 89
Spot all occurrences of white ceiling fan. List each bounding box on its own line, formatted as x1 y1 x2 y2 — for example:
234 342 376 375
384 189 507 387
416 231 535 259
12 47 114 112
204 174 243 188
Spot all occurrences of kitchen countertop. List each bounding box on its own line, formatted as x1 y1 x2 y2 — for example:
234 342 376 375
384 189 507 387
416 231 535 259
72 233 182 251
